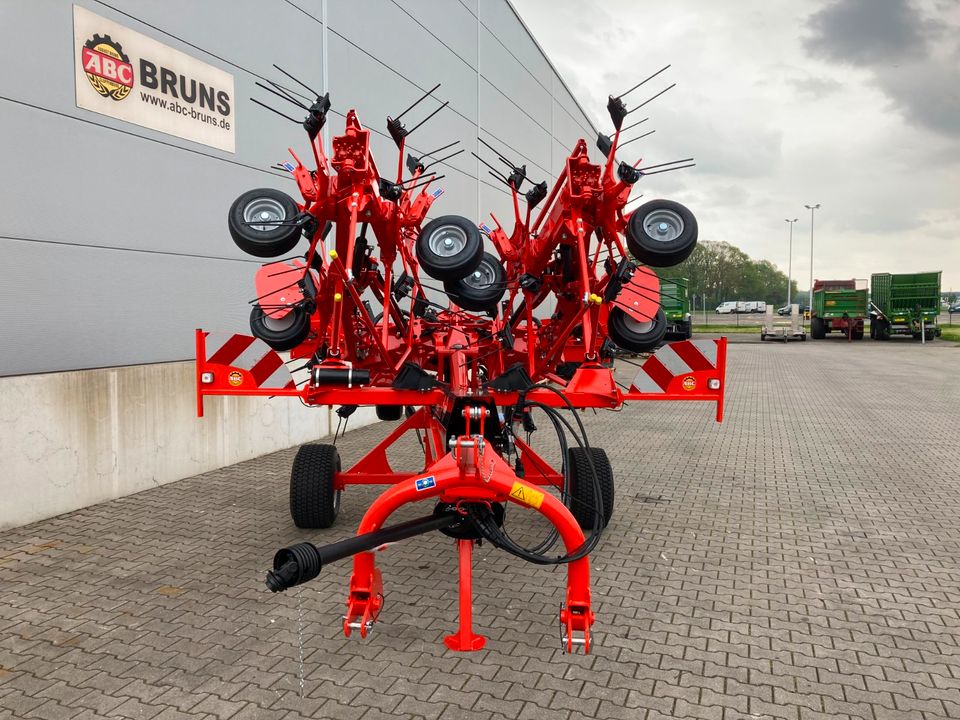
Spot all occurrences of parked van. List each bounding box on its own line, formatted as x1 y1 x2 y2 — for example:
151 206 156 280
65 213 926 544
716 300 766 314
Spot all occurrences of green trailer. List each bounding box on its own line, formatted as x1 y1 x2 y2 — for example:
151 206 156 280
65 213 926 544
811 280 867 340
658 276 691 340
870 271 942 341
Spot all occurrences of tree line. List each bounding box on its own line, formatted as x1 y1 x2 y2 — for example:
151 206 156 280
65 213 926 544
662 241 800 309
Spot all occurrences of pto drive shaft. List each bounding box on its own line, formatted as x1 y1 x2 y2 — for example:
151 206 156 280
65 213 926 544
265 510 461 592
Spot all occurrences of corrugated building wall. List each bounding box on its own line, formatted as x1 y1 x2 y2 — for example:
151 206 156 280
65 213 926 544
0 0 597 528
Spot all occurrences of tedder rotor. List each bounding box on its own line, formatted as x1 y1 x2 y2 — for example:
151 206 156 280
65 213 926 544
195 65 727 653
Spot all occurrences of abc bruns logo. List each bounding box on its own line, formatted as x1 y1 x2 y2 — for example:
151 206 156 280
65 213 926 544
82 34 133 101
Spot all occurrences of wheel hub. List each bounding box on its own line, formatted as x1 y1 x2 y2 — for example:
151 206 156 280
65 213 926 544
243 197 286 233
623 315 654 333
643 209 684 243
463 259 496 289
429 226 468 257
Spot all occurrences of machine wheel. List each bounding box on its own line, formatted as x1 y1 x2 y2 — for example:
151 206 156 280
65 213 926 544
625 199 698 267
811 317 826 339
290 444 341 529
875 320 891 341
608 307 667 352
228 188 301 257
869 323 876 339
567 447 615 530
375 405 403 421
852 328 864 340
443 252 507 312
924 328 936 341
415 215 483 281
250 304 311 351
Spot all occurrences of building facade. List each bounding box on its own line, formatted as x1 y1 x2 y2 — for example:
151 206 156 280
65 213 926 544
0 0 598 528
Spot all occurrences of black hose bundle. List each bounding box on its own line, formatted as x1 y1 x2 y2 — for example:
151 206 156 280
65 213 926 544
467 384 605 565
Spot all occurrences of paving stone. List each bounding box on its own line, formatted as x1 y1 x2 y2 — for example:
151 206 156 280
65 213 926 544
2 342 960 720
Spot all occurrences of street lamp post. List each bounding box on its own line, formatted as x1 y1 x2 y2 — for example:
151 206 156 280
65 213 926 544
785 218 797 306
804 203 820 319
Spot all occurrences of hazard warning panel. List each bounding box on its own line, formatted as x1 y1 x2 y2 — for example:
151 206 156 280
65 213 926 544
509 482 544 509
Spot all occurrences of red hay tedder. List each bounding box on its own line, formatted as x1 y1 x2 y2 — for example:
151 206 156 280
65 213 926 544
195 66 726 653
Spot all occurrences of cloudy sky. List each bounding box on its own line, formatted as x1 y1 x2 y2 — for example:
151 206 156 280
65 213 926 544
514 0 960 292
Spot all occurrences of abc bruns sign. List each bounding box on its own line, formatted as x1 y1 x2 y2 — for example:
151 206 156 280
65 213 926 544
73 5 236 153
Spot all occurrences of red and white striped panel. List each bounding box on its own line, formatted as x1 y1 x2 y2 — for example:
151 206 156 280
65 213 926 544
629 339 719 394
202 332 295 390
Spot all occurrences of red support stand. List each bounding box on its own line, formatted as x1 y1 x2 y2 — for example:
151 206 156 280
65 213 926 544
444 539 486 651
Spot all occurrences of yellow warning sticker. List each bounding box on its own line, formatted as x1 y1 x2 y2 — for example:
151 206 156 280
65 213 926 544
509 482 544 509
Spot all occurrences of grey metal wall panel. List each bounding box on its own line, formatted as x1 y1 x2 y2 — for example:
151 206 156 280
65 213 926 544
551 75 596 144
327 0 478 120
478 0 552 89
479 78 551 174
0 0 598 376
0 100 284 262
393 0 479 66
478 27 552 131
0 238 254 376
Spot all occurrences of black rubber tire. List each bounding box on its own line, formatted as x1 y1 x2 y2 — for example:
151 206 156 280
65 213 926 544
876 320 890 341
626 199 698 267
607 307 667 353
869 322 876 339
375 405 403 421
250 304 311 351
443 252 507 312
567 447 614 530
415 215 484 281
290 444 341 529
852 328 864 340
683 320 693 339
228 188 301 258
811 317 826 340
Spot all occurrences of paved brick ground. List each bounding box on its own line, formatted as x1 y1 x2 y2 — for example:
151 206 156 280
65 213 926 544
2 339 959 720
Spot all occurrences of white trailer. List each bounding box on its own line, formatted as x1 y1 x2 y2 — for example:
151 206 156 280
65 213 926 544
761 304 806 342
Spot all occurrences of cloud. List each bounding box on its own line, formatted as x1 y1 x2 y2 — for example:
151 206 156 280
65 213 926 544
804 0 960 137
789 75 844 98
804 0 938 65
877 57 960 136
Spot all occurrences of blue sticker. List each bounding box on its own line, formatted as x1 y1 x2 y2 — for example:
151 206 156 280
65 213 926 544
415 475 436 492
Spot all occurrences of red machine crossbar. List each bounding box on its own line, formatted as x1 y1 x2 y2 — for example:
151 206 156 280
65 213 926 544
196 329 727 422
